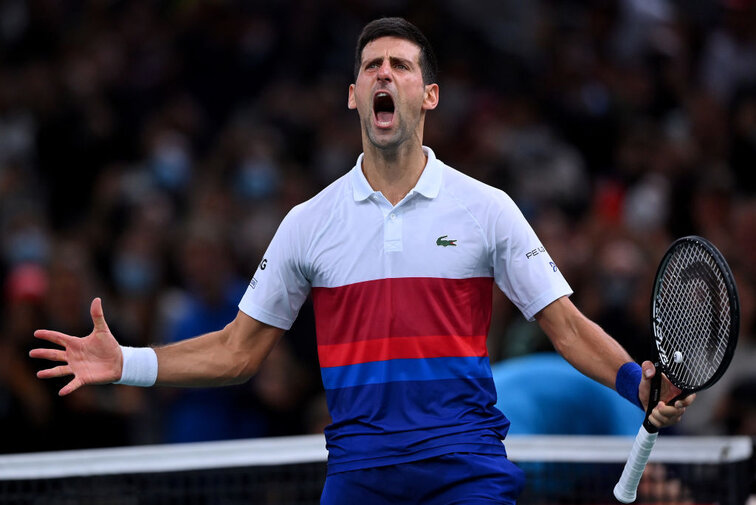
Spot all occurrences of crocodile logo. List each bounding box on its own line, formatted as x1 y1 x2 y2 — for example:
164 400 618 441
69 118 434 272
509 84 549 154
436 235 457 247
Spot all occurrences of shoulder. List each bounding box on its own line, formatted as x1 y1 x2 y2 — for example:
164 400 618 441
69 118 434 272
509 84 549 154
282 172 351 227
263 174 352 269
439 161 521 221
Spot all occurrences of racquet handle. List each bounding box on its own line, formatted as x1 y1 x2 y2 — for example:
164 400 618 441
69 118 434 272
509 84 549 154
613 425 658 503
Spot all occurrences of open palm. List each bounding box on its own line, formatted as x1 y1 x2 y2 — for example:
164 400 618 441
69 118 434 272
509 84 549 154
30 298 122 396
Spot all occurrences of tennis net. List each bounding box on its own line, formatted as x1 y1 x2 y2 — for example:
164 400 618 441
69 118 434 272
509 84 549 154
0 434 751 504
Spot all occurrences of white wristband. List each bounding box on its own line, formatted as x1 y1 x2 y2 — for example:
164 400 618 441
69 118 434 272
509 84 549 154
114 346 158 387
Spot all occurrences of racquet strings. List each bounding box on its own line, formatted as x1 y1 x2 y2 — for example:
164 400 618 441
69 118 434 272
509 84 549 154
654 242 732 390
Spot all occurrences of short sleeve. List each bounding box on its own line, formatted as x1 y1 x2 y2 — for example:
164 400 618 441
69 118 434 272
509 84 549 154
238 207 311 330
492 196 573 321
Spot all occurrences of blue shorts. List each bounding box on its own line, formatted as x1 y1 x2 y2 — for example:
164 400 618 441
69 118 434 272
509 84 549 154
320 452 526 505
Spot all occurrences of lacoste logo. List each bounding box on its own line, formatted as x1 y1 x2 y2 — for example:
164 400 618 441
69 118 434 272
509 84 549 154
436 235 457 247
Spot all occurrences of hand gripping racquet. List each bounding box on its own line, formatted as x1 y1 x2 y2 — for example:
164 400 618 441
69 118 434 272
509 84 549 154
613 236 739 503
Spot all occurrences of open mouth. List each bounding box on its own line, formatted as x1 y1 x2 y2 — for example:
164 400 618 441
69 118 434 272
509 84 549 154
373 92 395 127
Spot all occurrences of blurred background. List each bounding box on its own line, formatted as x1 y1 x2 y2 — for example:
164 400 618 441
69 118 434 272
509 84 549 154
0 0 754 454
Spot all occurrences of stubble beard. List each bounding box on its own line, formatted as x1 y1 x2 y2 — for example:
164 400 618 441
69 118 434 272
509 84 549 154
362 113 417 157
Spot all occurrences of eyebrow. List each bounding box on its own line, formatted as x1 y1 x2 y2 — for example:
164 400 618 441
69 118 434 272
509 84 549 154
363 55 414 69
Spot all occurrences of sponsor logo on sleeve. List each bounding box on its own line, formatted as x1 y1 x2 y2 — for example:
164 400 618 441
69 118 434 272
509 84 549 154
250 277 258 289
525 246 546 259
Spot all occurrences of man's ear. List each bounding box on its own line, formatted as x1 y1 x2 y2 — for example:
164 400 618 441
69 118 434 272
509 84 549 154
348 84 357 110
422 83 439 111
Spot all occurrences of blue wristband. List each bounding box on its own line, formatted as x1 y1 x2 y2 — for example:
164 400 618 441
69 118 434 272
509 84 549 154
615 362 643 410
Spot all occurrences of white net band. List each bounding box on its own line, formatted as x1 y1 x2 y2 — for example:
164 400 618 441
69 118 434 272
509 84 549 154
0 434 750 481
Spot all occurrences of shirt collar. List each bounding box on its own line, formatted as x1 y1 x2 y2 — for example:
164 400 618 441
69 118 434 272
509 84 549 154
350 146 443 202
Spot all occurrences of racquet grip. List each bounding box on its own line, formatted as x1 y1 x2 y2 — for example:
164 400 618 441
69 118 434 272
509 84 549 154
613 425 658 503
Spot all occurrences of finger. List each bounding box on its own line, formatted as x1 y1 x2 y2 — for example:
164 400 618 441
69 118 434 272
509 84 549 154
641 360 656 379
671 398 687 409
90 297 110 333
29 348 68 362
646 401 663 427
37 365 73 379
649 401 685 427
59 377 83 396
33 329 74 347
651 411 683 427
656 401 683 417
676 393 696 408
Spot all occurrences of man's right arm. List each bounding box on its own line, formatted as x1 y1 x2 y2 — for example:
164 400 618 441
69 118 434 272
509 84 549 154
155 310 284 387
31 297 284 395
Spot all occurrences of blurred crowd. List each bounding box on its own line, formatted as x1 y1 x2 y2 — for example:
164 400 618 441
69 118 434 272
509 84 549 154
1 0 755 454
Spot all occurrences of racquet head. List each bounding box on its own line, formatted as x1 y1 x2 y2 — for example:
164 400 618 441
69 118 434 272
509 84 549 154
650 235 739 395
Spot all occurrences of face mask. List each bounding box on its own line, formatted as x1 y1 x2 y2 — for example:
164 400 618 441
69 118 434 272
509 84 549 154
150 139 191 192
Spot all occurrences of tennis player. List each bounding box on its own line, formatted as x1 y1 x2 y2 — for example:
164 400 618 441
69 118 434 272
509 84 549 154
31 17 695 504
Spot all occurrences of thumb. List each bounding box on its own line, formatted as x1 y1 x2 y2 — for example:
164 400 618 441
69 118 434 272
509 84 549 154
641 360 656 381
90 297 110 333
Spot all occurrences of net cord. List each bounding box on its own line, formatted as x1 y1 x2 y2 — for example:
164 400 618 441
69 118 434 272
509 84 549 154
0 435 750 481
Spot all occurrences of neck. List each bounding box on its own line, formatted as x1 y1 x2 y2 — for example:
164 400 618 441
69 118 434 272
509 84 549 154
361 141 427 206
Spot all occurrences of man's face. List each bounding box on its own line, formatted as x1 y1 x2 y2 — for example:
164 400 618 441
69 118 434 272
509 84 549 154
348 36 438 152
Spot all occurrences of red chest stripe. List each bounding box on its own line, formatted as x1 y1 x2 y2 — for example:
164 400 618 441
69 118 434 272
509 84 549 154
318 334 488 367
312 276 493 365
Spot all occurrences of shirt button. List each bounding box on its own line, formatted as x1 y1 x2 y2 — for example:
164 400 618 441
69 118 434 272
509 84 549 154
389 213 397 221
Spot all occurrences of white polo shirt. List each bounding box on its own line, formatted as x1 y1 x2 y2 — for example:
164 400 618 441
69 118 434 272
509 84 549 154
239 146 572 473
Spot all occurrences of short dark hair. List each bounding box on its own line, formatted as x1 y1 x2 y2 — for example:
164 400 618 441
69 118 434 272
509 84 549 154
353 17 438 84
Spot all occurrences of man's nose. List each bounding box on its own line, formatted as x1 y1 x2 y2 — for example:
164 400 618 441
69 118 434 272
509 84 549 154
377 61 392 81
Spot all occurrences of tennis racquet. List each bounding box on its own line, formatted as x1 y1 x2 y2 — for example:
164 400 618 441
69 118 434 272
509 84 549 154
613 235 739 503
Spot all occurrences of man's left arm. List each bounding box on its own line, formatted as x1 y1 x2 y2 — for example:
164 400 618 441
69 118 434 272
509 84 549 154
535 296 695 428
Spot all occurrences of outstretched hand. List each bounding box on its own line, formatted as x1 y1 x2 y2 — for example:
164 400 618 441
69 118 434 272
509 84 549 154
30 298 122 396
638 361 696 428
